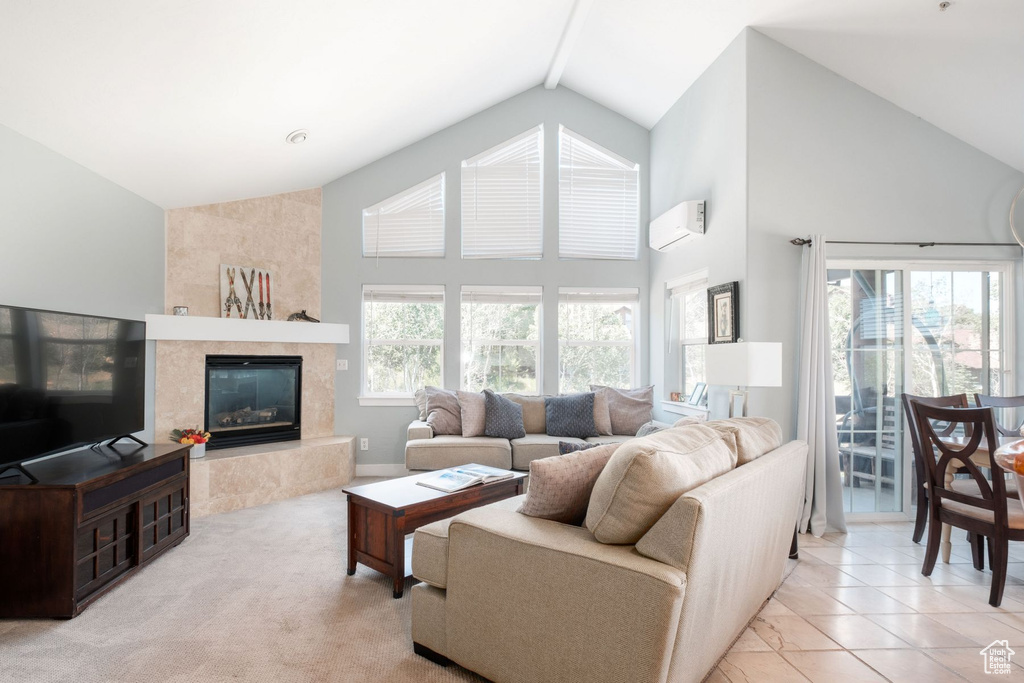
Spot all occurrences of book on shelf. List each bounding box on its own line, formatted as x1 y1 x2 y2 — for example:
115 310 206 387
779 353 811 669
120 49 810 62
416 463 515 493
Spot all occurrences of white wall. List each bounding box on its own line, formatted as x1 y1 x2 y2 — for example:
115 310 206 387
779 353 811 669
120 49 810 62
322 85 650 466
0 123 165 440
648 31 748 422
744 30 1024 437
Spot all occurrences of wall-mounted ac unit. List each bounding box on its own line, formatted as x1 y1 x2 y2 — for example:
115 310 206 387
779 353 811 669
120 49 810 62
649 200 705 252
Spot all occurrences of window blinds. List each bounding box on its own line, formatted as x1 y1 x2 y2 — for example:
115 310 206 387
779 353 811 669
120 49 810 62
362 174 445 258
461 285 543 305
362 285 445 304
462 126 543 259
558 126 639 260
558 287 639 304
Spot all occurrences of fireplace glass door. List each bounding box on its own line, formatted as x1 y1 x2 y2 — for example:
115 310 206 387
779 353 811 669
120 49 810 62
205 355 301 449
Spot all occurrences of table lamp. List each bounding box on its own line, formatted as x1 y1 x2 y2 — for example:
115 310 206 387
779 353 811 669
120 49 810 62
705 342 782 417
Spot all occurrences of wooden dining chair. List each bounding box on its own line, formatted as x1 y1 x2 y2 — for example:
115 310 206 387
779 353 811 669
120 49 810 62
914 403 1024 607
901 393 968 544
975 394 1024 437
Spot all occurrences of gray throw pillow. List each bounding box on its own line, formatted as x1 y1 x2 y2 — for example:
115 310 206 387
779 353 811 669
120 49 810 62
484 389 526 439
545 393 598 439
591 385 654 436
559 440 600 455
424 386 462 436
635 421 666 438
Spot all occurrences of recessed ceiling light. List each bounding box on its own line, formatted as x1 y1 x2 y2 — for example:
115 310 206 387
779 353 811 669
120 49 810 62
286 129 309 144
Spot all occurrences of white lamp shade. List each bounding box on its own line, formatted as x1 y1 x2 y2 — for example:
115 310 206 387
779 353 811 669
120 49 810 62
705 342 782 387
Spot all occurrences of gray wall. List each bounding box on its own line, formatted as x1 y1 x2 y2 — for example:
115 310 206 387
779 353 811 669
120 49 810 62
648 31 748 422
743 30 1024 438
322 85 650 467
0 123 165 441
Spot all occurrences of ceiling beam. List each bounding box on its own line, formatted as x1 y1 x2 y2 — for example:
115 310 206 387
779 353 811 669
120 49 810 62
544 0 594 90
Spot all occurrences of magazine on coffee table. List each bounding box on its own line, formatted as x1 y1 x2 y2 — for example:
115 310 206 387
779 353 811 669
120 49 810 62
416 463 515 493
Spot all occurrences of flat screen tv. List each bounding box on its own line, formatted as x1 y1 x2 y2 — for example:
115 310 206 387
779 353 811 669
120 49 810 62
0 305 146 478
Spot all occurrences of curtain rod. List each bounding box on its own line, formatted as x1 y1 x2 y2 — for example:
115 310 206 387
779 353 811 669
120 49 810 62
790 238 1022 248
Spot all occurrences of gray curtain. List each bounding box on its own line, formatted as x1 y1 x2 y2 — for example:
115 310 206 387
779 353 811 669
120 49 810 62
796 235 847 536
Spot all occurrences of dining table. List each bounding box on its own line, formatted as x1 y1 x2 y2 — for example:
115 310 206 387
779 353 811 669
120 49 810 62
936 435 1023 563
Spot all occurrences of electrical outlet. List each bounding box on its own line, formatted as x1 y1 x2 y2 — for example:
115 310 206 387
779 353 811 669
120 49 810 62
360 438 368 451
336 359 348 371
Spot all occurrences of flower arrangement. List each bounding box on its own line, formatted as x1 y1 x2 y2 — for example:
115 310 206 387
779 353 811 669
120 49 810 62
170 428 211 445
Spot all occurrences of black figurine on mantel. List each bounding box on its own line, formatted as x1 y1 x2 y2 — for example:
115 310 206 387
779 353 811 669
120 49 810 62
287 310 320 323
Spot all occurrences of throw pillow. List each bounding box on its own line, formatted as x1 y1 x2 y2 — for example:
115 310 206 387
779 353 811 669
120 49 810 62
413 388 428 421
591 385 654 436
483 389 526 439
545 393 598 439
424 386 462 436
558 440 600 455
585 424 737 544
706 417 783 465
504 393 547 434
519 443 620 525
635 421 666 438
457 390 486 437
592 390 613 436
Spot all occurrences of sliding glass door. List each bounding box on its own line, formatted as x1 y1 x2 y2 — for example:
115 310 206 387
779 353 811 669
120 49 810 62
828 261 1014 516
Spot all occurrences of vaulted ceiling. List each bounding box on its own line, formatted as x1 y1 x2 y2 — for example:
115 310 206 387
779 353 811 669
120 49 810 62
0 0 1020 209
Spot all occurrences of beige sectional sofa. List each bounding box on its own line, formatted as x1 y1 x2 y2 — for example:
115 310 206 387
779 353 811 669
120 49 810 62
405 419 636 471
409 423 807 683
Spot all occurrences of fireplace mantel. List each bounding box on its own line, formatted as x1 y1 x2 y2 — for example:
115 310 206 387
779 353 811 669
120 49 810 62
145 314 348 344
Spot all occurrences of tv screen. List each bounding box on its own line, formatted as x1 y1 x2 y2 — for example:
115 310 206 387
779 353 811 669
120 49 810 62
0 305 146 470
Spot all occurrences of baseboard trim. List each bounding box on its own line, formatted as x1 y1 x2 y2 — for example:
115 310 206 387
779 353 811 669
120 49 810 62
355 464 410 477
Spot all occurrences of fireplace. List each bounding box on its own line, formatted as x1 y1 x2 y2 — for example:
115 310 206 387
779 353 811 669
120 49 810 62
205 355 301 450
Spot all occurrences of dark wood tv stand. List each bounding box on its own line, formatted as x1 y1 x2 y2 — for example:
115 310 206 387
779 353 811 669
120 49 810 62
0 442 191 618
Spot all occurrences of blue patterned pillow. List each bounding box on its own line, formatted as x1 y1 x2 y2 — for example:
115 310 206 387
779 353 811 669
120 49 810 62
545 393 598 439
558 441 600 455
484 389 526 439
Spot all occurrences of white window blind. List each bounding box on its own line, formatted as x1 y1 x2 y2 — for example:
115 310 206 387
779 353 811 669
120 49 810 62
462 126 543 260
362 174 445 258
558 126 639 260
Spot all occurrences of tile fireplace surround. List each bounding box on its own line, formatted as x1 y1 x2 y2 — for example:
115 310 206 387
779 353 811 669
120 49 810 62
154 338 353 517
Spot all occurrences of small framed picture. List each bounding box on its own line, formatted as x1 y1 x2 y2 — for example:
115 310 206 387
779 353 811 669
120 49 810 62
173 306 188 316
669 392 683 403
687 382 707 406
708 281 739 344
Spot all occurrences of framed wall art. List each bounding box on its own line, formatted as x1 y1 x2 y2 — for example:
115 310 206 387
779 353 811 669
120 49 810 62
707 281 739 344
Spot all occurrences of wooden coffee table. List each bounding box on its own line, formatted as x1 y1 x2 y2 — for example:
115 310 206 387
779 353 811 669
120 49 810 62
344 471 527 598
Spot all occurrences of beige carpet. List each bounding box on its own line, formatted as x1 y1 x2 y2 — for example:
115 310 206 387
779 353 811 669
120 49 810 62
0 481 484 683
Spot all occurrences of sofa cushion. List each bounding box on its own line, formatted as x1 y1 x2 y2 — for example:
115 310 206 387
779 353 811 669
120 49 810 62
585 424 738 544
545 392 598 439
425 386 462 436
484 389 526 440
593 390 613 436
457 390 486 437
673 415 706 427
413 495 526 589
406 436 512 471
591 385 654 436
510 434 586 470
504 393 547 434
519 443 619 525
706 417 783 465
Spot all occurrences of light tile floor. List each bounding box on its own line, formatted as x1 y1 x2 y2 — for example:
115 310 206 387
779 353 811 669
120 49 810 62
710 521 1024 681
